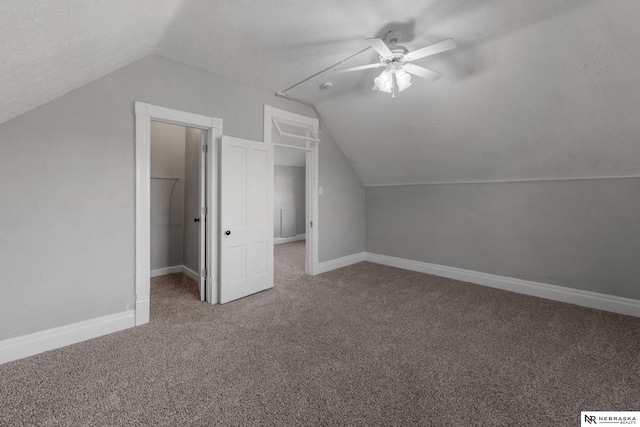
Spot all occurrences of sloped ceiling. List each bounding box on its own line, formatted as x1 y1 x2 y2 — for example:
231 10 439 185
2 0 639 185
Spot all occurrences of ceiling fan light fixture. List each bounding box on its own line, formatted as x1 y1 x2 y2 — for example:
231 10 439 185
397 81 412 92
374 70 392 92
334 34 457 96
396 70 412 91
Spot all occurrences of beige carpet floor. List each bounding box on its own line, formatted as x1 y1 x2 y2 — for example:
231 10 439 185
1 241 639 426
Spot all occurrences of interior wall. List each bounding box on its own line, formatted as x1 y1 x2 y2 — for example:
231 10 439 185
366 178 640 300
318 129 366 262
182 127 202 274
0 54 365 341
150 121 186 270
274 165 306 238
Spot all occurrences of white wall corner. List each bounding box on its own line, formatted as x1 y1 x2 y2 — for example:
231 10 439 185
364 252 640 318
315 252 365 274
0 310 136 365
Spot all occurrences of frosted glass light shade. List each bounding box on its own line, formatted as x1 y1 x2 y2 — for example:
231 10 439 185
374 70 392 92
396 70 412 91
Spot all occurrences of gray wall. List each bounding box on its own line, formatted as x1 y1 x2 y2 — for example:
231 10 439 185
150 179 184 269
150 121 186 270
183 127 202 273
318 129 366 262
274 165 306 238
0 54 365 340
366 178 640 300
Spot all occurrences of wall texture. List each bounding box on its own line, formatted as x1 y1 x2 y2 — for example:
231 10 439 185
366 178 640 300
318 130 366 262
274 165 306 238
150 121 186 270
0 55 364 340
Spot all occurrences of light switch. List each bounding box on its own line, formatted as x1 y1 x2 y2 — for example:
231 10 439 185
319 187 323 195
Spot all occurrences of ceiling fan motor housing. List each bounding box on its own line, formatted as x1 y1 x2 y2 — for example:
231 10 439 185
384 30 403 45
380 47 409 66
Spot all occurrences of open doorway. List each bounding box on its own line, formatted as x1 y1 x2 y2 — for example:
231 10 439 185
274 145 307 268
134 102 221 326
264 105 319 276
149 122 206 304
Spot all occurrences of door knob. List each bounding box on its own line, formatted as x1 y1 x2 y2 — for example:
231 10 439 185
194 218 200 223
225 230 231 236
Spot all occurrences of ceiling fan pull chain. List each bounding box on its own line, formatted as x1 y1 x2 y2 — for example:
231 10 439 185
392 73 396 98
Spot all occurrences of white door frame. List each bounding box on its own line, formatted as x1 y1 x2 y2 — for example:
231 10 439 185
134 102 223 326
264 105 319 276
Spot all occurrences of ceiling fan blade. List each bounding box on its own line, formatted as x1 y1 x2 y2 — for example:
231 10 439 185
406 38 457 61
335 63 383 73
366 38 394 58
404 63 442 81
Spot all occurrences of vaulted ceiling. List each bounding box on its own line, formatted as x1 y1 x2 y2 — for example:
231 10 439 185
2 0 639 185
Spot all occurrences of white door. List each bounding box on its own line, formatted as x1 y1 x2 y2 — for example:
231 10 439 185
220 136 274 303
185 127 207 302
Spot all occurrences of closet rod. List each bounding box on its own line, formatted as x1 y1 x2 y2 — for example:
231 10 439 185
151 177 180 197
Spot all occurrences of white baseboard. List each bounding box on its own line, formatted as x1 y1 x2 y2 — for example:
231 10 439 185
316 252 365 274
151 265 199 282
365 253 640 318
136 296 150 326
182 265 200 282
150 265 183 277
0 310 136 365
275 234 306 244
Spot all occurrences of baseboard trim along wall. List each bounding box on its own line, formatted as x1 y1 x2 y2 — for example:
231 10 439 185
182 266 200 282
274 234 306 244
365 252 640 318
150 265 183 277
8 252 633 365
151 265 199 282
0 310 136 365
316 252 366 274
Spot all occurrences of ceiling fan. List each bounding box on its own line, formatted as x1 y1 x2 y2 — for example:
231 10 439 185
335 31 457 96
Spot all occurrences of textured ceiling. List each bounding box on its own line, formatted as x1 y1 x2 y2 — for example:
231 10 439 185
2 0 639 184
0 1 182 125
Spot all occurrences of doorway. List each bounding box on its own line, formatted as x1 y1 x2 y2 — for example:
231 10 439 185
149 122 206 302
264 105 319 276
134 102 221 326
135 103 315 324
274 145 307 267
